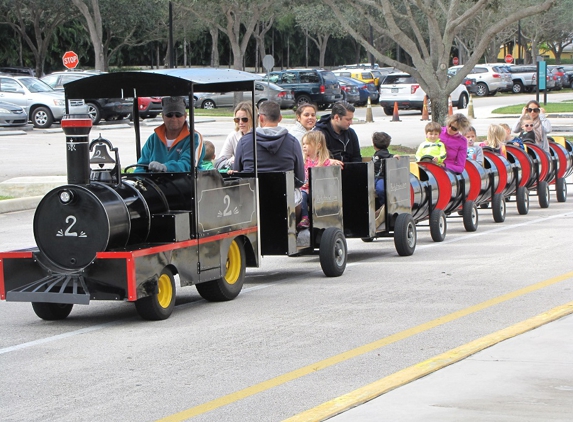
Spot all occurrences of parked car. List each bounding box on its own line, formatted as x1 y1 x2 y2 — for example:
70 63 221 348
378 72 469 115
337 76 379 106
0 100 27 127
332 69 379 88
0 66 36 77
336 77 360 105
506 65 537 93
193 81 295 109
562 65 573 88
267 69 342 109
0 74 87 128
137 97 162 118
448 64 511 96
41 70 133 124
548 65 566 90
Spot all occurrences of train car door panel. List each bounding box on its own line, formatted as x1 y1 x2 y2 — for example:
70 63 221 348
309 166 343 231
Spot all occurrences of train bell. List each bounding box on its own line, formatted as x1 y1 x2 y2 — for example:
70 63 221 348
90 142 116 167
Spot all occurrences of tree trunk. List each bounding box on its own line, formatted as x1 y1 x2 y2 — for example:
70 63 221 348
209 27 219 67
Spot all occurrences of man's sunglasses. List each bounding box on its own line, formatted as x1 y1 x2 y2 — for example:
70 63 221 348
165 112 184 118
527 108 540 113
234 117 249 123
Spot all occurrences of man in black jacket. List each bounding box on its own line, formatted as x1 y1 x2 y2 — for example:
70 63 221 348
315 100 362 163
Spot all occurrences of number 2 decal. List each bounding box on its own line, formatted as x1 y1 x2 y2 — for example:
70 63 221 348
223 195 232 216
56 215 87 237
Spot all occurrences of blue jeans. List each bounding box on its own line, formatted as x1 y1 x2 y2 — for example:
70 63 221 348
375 178 385 206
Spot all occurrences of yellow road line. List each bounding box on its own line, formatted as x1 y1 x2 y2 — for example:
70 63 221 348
157 271 573 422
286 301 573 422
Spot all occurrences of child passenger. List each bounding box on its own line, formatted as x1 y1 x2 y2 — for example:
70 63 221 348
485 124 507 157
415 122 446 165
500 123 524 149
465 126 484 165
372 131 393 206
518 114 536 144
297 131 335 230
441 113 471 174
201 140 216 170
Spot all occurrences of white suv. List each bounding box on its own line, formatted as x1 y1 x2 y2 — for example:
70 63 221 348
0 75 87 128
378 72 469 116
448 64 512 97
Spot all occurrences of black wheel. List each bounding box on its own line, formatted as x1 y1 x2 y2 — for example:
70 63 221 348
86 102 102 125
319 227 347 277
538 180 550 208
556 178 567 202
475 82 489 97
516 186 529 215
31 302 73 320
429 208 447 242
135 267 176 320
32 106 54 129
201 99 216 109
463 201 479 232
457 93 468 110
512 81 524 94
491 193 506 223
196 239 246 300
383 106 393 116
296 95 312 107
394 213 416 256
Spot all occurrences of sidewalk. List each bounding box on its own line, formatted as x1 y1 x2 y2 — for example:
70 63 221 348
289 304 573 422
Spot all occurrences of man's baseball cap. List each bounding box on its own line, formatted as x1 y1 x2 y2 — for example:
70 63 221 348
162 96 186 115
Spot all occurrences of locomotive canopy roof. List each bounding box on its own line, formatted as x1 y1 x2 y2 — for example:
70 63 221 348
64 68 262 99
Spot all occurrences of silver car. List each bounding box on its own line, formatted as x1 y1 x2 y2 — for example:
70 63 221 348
194 81 295 109
0 75 87 128
0 100 27 127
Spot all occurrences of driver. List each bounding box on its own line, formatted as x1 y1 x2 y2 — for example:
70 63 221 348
135 96 206 172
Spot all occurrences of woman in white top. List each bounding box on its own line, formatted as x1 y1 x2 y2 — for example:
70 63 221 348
511 100 551 151
289 103 317 142
215 101 254 171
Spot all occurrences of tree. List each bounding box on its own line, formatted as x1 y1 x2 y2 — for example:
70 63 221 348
71 0 168 71
0 0 77 76
183 0 276 70
322 0 557 124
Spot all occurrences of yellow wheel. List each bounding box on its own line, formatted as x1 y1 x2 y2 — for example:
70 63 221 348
135 267 176 320
196 239 246 301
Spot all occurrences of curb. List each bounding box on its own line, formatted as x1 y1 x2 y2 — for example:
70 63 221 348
0 196 42 213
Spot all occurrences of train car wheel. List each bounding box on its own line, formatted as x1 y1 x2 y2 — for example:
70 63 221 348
319 228 347 277
135 268 176 320
31 302 73 320
538 181 550 208
516 186 529 215
462 201 478 232
196 239 246 301
556 178 567 203
429 209 447 242
492 194 506 223
394 214 416 256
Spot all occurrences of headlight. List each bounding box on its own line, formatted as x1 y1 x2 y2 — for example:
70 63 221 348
53 99 65 106
59 189 74 204
0 107 9 113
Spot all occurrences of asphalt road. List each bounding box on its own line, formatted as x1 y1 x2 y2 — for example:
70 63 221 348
1 189 572 421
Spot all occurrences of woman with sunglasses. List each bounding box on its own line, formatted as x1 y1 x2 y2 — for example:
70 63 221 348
289 103 317 142
215 101 254 171
511 100 551 151
440 113 472 174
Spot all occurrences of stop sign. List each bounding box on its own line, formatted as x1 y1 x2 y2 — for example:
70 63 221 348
62 51 79 69
452 57 459 66
505 54 513 64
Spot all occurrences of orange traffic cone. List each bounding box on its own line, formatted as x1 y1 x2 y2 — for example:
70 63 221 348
421 95 430 121
391 101 401 122
448 95 453 116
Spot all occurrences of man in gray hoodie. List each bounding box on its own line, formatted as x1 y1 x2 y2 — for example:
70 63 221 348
233 100 304 187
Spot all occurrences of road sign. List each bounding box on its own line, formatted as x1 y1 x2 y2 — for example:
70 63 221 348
62 51 79 69
452 57 459 66
505 54 513 64
262 55 275 72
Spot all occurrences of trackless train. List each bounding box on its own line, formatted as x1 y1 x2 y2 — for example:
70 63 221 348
0 69 571 321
